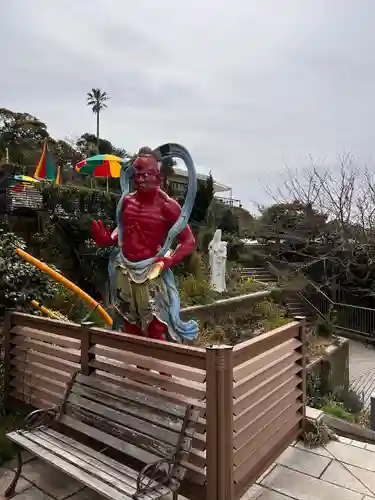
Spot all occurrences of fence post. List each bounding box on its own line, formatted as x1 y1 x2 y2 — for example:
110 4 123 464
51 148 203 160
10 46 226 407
217 345 234 500
205 347 218 500
371 394 375 431
3 311 14 410
295 316 307 428
80 322 95 376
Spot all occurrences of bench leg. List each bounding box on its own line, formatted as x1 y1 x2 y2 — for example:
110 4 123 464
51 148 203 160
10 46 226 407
5 452 22 498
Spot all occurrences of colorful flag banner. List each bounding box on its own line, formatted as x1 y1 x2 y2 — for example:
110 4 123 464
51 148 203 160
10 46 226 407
34 140 56 180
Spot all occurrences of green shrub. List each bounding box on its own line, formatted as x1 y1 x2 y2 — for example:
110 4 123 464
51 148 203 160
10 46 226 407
322 401 355 422
334 388 363 414
253 299 289 331
178 275 215 306
0 231 60 317
307 372 326 408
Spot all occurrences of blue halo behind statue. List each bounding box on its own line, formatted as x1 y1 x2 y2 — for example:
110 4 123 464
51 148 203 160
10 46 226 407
109 144 199 341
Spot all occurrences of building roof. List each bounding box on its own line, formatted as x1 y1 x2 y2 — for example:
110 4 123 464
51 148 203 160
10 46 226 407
172 167 231 193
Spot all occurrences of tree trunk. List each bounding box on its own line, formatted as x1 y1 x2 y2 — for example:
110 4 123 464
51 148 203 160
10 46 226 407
96 111 100 152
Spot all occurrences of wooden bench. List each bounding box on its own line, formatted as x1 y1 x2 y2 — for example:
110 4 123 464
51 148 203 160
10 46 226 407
5 372 199 500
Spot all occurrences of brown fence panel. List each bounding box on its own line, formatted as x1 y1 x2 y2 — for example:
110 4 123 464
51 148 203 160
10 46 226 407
5 315 81 409
232 320 305 500
3 312 306 500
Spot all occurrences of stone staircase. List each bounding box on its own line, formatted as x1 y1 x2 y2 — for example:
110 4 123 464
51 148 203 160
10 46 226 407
241 266 315 322
283 292 315 322
241 267 277 285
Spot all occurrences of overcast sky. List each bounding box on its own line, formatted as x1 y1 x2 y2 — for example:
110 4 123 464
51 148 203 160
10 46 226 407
2 0 375 209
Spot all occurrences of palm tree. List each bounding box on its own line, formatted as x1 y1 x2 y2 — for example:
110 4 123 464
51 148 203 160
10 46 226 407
86 88 110 151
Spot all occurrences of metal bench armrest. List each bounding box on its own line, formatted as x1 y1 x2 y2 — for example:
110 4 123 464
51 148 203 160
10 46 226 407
23 406 59 430
133 404 194 499
22 371 79 431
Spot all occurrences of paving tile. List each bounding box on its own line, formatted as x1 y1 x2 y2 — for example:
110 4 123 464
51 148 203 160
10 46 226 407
351 440 367 449
0 467 31 496
13 486 54 500
363 496 375 499
261 464 363 500
67 489 191 500
349 340 375 408
338 436 352 444
65 489 106 500
294 441 331 457
325 440 375 472
242 484 293 499
21 459 83 500
321 460 375 496
365 443 375 453
276 446 331 477
6 451 35 469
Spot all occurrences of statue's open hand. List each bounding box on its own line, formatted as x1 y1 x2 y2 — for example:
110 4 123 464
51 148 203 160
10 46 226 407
156 256 174 270
91 220 114 247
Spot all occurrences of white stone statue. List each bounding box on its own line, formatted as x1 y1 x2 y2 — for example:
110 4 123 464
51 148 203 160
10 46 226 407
208 229 227 293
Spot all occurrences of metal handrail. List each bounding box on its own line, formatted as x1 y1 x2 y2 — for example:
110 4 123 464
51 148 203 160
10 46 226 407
298 291 326 317
304 276 375 313
266 261 375 337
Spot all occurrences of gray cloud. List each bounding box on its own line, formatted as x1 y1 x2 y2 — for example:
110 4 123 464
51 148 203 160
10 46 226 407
2 0 375 208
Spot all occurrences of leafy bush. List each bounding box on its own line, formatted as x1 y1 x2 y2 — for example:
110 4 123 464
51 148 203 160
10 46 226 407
334 388 363 414
306 372 326 408
321 401 355 422
178 275 215 306
0 231 60 316
226 277 264 297
253 299 290 331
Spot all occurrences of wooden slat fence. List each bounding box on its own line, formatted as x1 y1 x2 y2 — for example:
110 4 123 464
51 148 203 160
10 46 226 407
3 312 306 500
231 320 305 499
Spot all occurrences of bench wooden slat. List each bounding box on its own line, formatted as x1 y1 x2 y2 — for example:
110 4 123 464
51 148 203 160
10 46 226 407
61 414 170 465
67 392 190 450
42 427 155 485
71 382 183 433
22 429 161 497
72 377 205 450
7 430 166 500
95 372 206 413
76 373 188 418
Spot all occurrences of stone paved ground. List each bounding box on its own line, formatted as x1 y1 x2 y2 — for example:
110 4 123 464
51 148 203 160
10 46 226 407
349 339 375 407
3 437 375 500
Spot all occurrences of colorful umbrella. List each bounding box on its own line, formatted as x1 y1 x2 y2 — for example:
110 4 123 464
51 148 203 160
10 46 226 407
75 154 126 178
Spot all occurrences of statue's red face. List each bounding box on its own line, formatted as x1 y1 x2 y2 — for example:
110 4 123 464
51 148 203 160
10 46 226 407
133 155 160 193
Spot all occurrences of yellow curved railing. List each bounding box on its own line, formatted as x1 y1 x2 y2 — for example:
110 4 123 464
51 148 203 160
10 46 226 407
16 248 113 326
